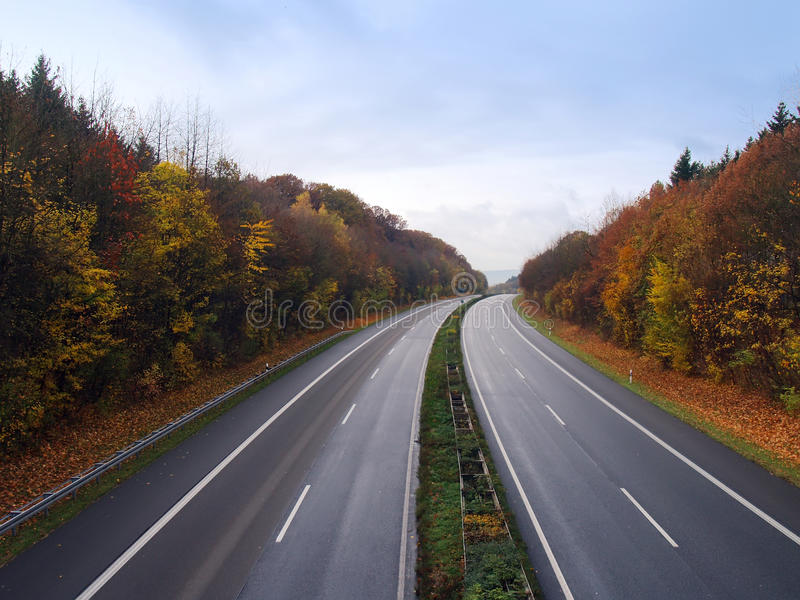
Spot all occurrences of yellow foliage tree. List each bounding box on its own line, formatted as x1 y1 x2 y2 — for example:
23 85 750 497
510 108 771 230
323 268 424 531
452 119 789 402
643 258 693 372
120 163 226 383
601 239 642 346
242 219 275 294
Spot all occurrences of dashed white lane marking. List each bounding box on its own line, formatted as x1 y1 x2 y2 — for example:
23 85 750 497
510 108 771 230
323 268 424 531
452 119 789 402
463 326 575 600
341 403 357 425
502 304 800 548
75 302 440 600
276 485 311 543
621 488 678 548
546 404 566 427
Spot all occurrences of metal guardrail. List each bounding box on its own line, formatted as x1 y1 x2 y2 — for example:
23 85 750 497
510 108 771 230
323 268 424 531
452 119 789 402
0 330 351 537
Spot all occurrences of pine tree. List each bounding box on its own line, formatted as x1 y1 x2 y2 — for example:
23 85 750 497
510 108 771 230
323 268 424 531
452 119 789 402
720 145 732 168
25 55 70 132
767 101 792 134
670 147 702 186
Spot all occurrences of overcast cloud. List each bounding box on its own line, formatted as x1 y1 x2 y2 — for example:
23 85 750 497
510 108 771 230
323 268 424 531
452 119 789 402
3 0 799 270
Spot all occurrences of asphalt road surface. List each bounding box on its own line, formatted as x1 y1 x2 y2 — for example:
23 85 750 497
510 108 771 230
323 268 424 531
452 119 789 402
0 298 461 600
462 295 800 599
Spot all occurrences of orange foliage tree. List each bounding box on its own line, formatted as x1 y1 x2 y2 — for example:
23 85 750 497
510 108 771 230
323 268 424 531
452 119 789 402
520 105 800 409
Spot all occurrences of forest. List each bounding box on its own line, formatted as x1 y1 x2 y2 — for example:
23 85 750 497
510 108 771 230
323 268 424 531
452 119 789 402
0 56 485 453
520 102 800 412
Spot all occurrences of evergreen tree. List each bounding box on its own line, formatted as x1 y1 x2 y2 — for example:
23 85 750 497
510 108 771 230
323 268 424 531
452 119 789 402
767 101 792 134
720 145 732 168
669 147 702 185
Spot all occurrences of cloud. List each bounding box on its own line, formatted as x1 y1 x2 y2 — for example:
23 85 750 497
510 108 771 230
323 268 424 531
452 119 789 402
3 0 800 272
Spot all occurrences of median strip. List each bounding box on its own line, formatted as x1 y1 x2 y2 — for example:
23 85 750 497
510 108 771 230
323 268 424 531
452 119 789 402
416 299 542 599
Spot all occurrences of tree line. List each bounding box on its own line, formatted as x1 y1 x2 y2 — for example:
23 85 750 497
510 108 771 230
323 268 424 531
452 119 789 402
520 101 800 411
0 56 485 452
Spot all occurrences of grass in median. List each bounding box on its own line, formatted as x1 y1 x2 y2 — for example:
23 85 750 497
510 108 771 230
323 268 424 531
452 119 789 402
416 313 464 598
512 295 800 488
0 332 352 567
416 299 541 599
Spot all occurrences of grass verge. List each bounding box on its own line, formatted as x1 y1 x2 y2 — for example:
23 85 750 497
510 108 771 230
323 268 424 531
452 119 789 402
416 299 541 599
512 295 800 487
0 332 352 566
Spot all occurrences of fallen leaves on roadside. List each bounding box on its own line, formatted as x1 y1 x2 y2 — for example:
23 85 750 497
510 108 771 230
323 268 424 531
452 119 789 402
547 315 800 470
0 327 342 516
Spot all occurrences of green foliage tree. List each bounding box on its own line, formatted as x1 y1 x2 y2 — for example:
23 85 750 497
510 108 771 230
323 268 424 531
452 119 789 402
669 147 702 185
767 101 792 135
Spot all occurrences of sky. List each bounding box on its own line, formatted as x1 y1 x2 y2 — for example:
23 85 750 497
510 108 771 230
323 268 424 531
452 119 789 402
2 1 800 272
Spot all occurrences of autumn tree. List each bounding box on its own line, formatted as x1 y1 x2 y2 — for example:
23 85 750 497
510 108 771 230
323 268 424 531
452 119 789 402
0 54 486 452
643 259 693 372
520 100 800 408
118 163 226 383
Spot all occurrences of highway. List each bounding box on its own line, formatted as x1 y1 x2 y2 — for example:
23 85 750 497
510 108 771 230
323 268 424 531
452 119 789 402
462 295 800 599
0 298 461 600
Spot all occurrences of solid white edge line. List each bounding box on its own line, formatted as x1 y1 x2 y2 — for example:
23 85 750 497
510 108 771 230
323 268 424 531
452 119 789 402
397 306 449 600
75 302 438 600
341 403 357 425
546 405 566 427
371 367 380 380
502 303 800 548
463 312 575 600
514 367 525 380
620 488 678 548
275 485 311 543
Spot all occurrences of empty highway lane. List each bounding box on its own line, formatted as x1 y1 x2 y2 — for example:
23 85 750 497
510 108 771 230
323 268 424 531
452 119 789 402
0 299 461 600
462 295 800 599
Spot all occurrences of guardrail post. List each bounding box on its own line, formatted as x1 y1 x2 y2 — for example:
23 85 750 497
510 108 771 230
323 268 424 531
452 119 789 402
43 493 53 516
8 511 21 536
70 476 80 499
